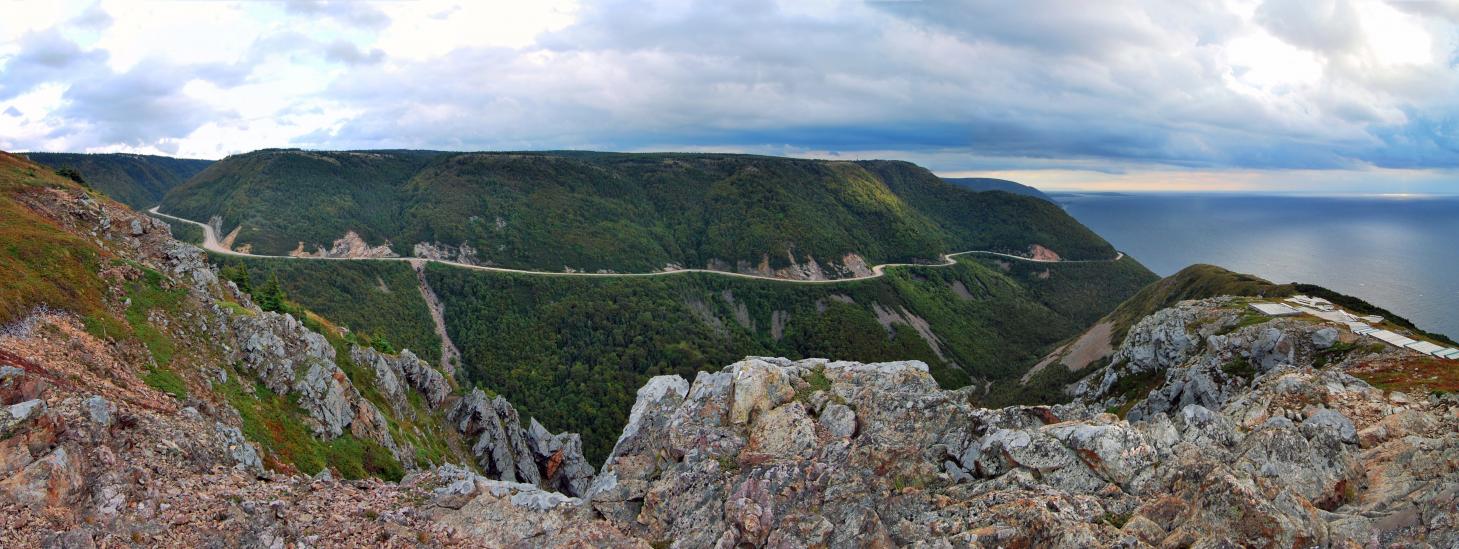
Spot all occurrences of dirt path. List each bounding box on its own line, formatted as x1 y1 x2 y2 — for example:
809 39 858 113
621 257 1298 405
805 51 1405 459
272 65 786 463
410 259 463 374
147 206 1124 285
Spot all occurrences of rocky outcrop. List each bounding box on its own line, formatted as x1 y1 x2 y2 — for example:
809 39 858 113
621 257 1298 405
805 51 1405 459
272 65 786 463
350 345 450 413
290 231 398 259
223 306 419 468
706 251 880 281
449 389 594 497
412 241 481 265
567 351 1459 547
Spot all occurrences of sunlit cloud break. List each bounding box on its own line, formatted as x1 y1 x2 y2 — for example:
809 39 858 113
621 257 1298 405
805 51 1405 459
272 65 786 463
1 0 1457 192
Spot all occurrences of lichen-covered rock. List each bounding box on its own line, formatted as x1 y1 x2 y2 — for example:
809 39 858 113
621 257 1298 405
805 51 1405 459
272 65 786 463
215 422 262 474
349 346 450 412
83 395 111 428
294 363 354 438
449 388 593 497
231 311 335 395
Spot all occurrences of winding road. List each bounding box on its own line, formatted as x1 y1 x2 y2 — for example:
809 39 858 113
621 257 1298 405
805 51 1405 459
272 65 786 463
147 206 1124 284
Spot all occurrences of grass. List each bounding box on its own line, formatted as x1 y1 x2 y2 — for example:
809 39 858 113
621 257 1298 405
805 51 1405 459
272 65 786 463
794 366 836 404
143 366 188 399
218 300 255 317
122 267 188 365
714 453 740 473
217 372 405 481
1220 313 1272 335
1314 341 1358 368
0 153 111 325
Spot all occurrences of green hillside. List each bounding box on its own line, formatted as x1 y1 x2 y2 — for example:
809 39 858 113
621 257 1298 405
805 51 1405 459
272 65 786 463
224 253 1154 462
24 152 212 210
161 150 1117 271
942 177 1054 202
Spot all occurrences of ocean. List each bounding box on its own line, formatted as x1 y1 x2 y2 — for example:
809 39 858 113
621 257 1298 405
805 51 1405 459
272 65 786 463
1055 193 1459 339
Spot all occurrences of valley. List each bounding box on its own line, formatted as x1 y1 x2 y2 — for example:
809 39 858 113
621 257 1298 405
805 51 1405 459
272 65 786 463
3 149 1457 546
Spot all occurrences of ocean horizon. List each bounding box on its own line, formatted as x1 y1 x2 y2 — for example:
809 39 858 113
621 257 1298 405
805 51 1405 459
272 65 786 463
1055 192 1459 340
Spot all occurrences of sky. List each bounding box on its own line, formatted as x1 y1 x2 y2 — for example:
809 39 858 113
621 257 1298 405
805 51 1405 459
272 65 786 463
0 0 1456 192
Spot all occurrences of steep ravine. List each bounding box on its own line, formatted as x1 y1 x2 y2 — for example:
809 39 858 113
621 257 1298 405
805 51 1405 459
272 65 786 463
413 259 463 374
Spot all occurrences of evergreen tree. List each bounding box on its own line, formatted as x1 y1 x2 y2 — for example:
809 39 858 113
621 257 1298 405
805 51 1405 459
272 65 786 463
256 273 286 312
235 263 252 294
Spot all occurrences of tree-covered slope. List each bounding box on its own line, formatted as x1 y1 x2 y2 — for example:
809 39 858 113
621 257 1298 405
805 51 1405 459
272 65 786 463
23 152 212 210
942 177 1054 202
161 150 1117 272
161 149 444 253
422 254 1155 462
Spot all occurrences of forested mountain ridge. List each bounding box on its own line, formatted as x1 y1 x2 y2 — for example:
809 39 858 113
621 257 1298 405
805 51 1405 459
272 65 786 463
942 176 1054 202
160 149 1116 277
23 152 212 210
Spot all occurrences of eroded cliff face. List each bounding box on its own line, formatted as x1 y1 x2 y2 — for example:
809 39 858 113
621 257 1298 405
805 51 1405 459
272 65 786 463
289 231 398 259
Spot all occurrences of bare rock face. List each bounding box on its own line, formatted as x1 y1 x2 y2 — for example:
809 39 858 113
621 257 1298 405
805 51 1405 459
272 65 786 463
449 389 593 497
231 311 336 396
350 346 450 413
225 311 414 467
566 351 1459 547
412 241 481 265
292 231 398 259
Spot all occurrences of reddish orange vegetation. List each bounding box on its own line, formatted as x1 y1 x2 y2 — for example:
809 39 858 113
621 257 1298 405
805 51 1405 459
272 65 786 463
1348 356 1459 395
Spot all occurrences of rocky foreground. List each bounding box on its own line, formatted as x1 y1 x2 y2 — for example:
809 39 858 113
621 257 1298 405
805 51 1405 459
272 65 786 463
6 304 1459 546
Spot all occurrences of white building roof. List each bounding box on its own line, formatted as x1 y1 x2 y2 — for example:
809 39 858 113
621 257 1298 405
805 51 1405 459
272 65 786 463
1249 302 1300 316
1405 341 1446 356
1370 330 1417 347
1438 348 1459 359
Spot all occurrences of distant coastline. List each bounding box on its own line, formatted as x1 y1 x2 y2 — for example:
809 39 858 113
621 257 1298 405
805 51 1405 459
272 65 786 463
1059 192 1459 339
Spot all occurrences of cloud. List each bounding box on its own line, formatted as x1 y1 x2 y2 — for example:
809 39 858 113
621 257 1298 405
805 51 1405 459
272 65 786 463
322 40 385 66
46 57 239 150
0 29 109 100
1255 0 1363 53
1 0 1457 186
282 0 390 29
70 3 114 30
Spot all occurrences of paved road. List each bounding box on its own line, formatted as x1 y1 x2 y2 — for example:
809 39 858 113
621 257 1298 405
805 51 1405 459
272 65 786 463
148 206 1124 284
